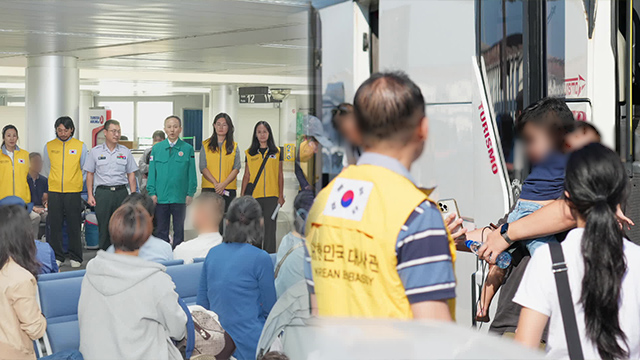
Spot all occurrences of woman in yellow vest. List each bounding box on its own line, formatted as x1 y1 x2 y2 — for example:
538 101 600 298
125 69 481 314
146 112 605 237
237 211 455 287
200 113 241 232
0 125 30 203
241 121 284 253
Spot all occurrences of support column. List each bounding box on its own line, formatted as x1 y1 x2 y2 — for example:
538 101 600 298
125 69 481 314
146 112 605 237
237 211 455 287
206 85 238 140
78 90 95 145
26 56 79 151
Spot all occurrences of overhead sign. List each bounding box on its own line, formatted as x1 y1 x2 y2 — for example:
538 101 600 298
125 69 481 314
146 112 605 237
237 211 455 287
239 86 281 104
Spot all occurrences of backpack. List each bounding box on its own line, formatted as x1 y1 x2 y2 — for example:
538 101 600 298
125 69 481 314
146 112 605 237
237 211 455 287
178 305 236 360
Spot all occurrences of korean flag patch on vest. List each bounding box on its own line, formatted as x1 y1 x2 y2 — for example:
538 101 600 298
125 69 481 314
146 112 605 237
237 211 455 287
69 149 77 155
323 178 374 221
18 158 25 164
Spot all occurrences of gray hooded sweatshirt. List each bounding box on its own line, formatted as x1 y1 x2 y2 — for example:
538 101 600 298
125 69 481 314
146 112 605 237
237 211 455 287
78 251 187 360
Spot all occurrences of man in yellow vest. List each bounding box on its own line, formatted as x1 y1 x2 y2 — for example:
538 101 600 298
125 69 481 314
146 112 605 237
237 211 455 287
43 116 88 268
305 72 460 320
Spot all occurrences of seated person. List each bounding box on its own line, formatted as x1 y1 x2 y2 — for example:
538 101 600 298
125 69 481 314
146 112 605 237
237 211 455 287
0 196 58 274
197 196 276 360
79 203 187 360
107 193 173 263
472 98 575 321
0 204 47 360
274 190 313 298
27 152 48 239
173 193 224 264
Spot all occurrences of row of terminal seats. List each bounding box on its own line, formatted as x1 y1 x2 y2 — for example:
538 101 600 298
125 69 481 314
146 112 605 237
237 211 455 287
35 258 204 358
35 254 279 358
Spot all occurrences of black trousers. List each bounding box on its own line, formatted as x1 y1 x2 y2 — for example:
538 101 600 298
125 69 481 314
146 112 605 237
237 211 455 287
256 196 278 253
201 188 236 234
95 186 129 250
155 203 187 248
48 192 83 262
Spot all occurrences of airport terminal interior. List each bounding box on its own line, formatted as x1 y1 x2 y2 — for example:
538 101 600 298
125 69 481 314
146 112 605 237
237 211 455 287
1 0 640 359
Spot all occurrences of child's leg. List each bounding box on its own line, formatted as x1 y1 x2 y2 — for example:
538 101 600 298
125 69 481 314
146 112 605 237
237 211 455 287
522 234 557 256
476 264 506 322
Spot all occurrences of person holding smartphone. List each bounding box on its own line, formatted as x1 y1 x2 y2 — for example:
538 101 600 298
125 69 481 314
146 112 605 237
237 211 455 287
200 113 241 233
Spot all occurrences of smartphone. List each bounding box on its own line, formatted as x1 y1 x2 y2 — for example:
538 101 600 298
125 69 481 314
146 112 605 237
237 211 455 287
437 198 461 223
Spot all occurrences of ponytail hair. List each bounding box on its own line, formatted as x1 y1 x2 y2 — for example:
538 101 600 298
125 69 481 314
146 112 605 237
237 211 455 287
224 196 264 246
564 143 629 359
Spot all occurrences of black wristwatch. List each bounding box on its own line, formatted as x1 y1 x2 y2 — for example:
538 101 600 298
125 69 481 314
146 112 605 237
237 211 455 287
500 223 515 246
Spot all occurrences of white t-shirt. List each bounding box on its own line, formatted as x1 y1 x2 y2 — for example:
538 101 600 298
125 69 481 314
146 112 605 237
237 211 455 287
514 228 640 359
173 232 222 264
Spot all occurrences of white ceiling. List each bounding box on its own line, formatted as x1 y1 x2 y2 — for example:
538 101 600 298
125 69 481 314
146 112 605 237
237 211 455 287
0 0 312 96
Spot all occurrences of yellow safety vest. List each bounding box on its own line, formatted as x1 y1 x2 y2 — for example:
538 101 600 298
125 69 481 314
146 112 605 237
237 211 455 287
0 147 31 203
306 164 456 319
202 140 238 190
245 148 280 198
46 138 84 193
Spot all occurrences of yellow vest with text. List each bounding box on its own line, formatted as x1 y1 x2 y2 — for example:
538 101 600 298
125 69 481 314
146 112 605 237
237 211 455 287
245 148 280 198
306 164 456 319
46 138 84 193
202 140 238 190
0 148 31 203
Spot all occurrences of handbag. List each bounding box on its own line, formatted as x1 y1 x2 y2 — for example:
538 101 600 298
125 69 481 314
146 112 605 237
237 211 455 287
549 242 584 360
245 152 271 196
178 303 236 360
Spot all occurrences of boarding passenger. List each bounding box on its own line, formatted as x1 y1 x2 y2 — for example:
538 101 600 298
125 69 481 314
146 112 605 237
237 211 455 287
44 116 87 268
0 125 31 204
85 119 138 250
305 72 458 320
474 97 575 321
331 103 362 166
106 193 173 263
148 115 197 248
274 190 313 298
138 130 165 190
514 143 640 359
0 204 47 360
241 121 284 253
79 203 187 360
173 192 224 264
27 152 48 239
200 113 241 233
197 196 277 360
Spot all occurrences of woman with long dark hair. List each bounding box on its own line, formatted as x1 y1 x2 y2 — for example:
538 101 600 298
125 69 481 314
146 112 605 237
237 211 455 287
514 143 640 359
197 196 276 360
241 121 284 253
0 125 31 203
200 113 241 232
0 204 46 359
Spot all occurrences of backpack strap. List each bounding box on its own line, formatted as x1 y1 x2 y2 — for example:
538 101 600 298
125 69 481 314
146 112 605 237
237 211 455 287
548 241 584 360
178 298 195 359
274 241 305 278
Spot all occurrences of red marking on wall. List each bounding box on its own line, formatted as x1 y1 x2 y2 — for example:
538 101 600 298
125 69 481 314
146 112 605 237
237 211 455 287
572 110 587 121
565 75 586 97
478 103 498 175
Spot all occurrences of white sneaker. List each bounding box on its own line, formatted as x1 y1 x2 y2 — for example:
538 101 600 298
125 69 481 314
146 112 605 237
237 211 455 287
70 260 82 268
56 260 63 268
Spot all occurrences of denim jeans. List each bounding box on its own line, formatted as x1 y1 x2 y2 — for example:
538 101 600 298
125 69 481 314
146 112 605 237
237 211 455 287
507 200 557 255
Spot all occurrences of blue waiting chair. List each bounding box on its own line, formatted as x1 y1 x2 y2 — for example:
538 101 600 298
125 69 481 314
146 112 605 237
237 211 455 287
39 270 86 282
270 253 277 268
37 276 84 356
192 257 205 263
166 262 204 305
159 259 184 267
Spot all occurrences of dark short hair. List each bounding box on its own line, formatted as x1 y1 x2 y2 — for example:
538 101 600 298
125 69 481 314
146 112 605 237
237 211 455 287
121 193 155 218
262 352 289 360
2 124 18 148
516 97 575 150
54 116 75 135
568 121 601 139
195 193 225 221
354 72 425 145
103 119 121 132
152 130 166 141
109 203 152 252
293 190 314 235
0 205 39 278
164 115 182 127
29 152 42 160
224 196 263 245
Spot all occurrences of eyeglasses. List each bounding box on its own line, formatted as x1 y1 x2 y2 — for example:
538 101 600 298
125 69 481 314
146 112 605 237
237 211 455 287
215 123 228 128
108 129 121 134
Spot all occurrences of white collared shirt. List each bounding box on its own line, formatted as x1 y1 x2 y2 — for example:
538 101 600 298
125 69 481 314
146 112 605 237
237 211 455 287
173 232 223 264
